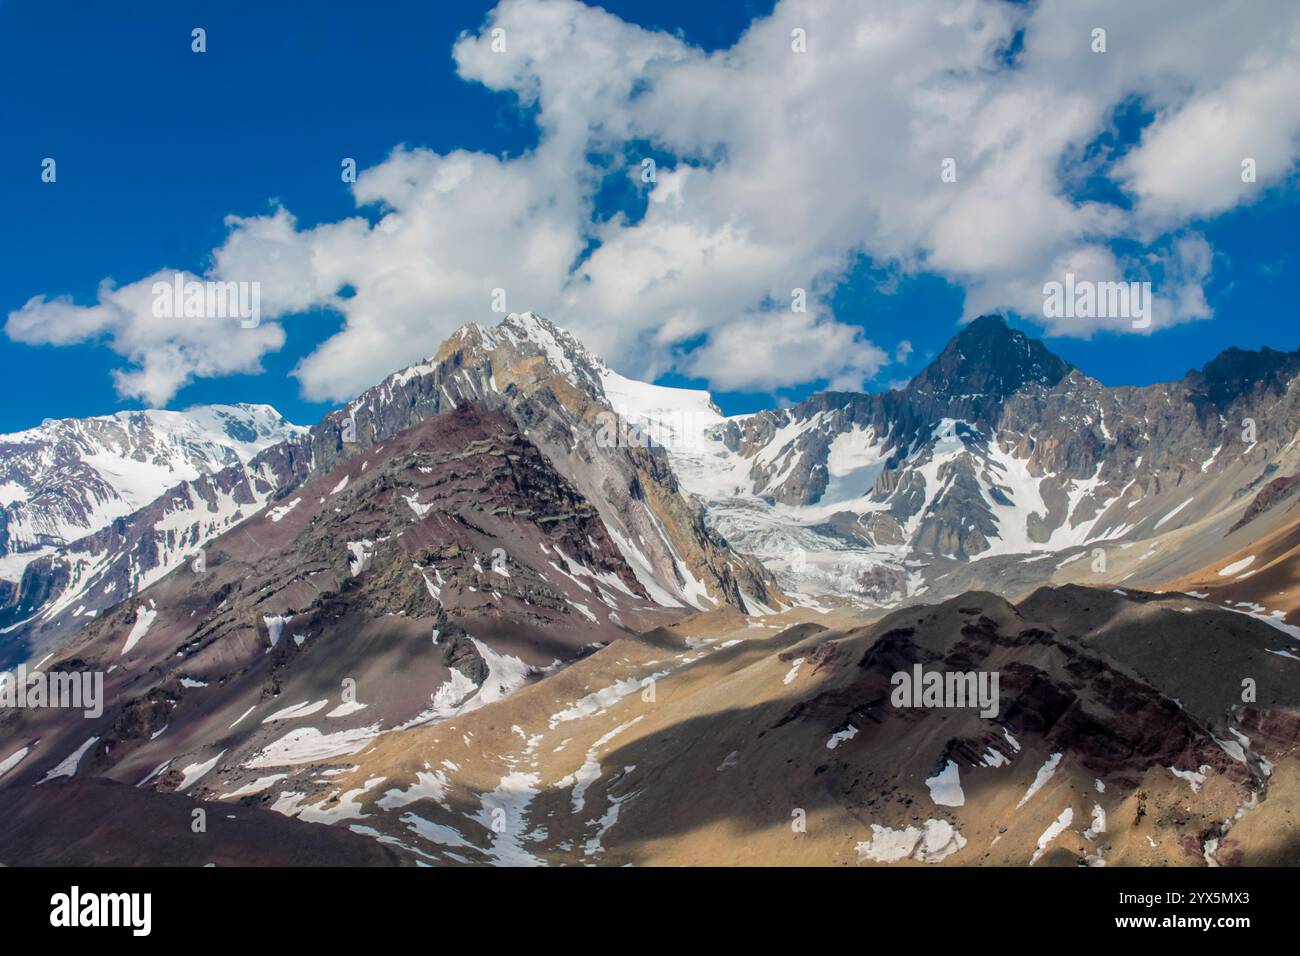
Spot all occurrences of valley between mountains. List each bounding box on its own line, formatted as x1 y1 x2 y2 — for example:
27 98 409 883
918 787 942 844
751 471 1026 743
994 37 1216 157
2 312 1299 867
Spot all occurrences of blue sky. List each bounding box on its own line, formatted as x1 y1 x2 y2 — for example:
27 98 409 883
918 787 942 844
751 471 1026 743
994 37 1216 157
2 0 1297 432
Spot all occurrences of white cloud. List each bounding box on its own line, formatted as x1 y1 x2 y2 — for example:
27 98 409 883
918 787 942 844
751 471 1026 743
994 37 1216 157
6 272 284 405
8 0 1299 405
1116 27 1300 224
681 309 889 393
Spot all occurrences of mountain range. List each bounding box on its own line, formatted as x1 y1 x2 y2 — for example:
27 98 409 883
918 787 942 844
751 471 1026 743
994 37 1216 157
2 312 1298 867
619 314 1300 615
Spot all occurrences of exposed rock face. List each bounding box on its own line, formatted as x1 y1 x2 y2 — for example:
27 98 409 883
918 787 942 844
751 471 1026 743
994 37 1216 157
709 317 1296 516
305 312 780 616
637 315 1300 608
701 318 1075 511
1 315 781 664
0 403 683 803
904 314 1074 427
839 596 1243 795
1185 346 1300 412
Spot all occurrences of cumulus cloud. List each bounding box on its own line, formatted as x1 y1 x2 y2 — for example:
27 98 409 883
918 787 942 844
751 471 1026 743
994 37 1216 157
8 0 1300 405
7 272 285 405
681 309 889 393
1115 26 1300 224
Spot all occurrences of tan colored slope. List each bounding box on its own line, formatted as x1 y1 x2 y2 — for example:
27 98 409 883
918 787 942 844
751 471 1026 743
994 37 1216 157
1163 495 1300 628
243 606 851 866
232 589 1294 867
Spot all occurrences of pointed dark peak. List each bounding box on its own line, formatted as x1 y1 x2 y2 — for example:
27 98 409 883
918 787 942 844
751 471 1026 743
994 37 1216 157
907 314 1072 402
1184 344 1300 411
962 313 1015 336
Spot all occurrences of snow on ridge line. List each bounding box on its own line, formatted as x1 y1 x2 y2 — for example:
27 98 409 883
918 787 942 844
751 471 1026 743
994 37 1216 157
16 455 294 635
548 669 670 729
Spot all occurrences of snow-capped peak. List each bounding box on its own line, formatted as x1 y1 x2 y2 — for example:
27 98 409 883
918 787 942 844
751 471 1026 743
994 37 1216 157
4 403 303 465
485 312 608 385
0 403 305 558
